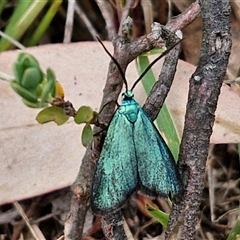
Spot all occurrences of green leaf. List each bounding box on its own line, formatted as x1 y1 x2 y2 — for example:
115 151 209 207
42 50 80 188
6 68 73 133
14 53 42 81
0 0 7 16
89 111 99 124
227 202 240 240
0 1 47 51
46 68 57 97
39 70 55 105
20 53 40 69
14 62 25 82
21 67 43 89
26 0 63 46
227 220 240 240
82 124 93 147
75 106 94 124
11 80 38 103
22 99 42 108
146 204 169 228
141 48 165 56
36 106 69 125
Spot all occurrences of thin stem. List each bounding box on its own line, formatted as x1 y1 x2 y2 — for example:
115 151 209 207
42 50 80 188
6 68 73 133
131 39 182 91
63 0 75 43
0 31 25 50
75 2 99 39
0 71 14 82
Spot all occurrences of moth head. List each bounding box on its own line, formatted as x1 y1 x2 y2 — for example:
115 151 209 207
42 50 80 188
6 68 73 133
122 90 134 100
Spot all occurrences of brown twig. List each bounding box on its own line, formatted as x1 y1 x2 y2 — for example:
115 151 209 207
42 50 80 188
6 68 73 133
165 0 232 239
101 212 127 240
118 0 134 35
167 0 201 32
143 27 182 120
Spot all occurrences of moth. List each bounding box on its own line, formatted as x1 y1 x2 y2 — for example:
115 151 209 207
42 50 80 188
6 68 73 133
91 37 183 215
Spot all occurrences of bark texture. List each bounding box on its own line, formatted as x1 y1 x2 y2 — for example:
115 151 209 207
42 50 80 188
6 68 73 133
166 1 232 239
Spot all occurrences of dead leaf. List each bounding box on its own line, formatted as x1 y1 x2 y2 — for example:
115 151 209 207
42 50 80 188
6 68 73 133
0 42 240 205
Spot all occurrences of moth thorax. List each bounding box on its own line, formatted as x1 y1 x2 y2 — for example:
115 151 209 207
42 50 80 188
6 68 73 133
127 112 138 123
122 90 134 100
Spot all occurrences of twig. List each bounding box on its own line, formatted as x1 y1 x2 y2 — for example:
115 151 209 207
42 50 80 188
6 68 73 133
165 0 232 239
74 2 99 39
140 0 153 33
118 0 134 35
167 0 172 22
102 212 127 240
63 0 75 43
31 211 61 224
0 71 14 82
0 208 19 224
13 201 46 240
167 0 201 32
95 0 117 39
143 27 182 120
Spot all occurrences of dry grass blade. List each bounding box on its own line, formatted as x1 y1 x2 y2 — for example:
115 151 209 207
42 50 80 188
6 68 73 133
95 0 116 38
0 31 25 50
75 3 99 39
141 0 153 33
13 202 46 240
63 0 75 43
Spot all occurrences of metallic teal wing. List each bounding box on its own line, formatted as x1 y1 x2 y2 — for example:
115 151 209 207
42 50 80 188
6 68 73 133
91 110 138 215
134 108 182 197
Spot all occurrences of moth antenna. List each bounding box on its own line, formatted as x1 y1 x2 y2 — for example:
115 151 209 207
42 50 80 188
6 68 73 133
96 37 128 91
131 39 183 91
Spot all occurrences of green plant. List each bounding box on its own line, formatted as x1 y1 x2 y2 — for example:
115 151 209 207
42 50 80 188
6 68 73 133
0 1 62 51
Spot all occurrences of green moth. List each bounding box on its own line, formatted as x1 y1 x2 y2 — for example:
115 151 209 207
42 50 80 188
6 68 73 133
91 38 183 215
